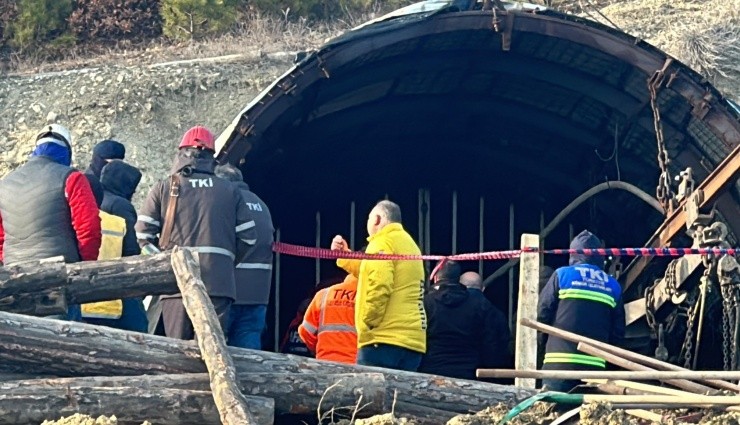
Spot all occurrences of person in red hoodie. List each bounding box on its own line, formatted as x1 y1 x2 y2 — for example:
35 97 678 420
0 124 101 317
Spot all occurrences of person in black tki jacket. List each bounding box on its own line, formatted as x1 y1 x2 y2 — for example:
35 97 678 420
419 260 510 380
538 230 625 392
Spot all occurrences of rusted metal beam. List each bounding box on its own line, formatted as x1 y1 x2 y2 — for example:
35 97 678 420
622 144 740 291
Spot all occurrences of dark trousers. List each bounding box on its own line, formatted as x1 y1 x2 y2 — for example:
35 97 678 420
357 343 423 372
161 297 232 340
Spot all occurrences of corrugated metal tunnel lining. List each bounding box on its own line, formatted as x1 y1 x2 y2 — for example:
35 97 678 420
216 3 740 350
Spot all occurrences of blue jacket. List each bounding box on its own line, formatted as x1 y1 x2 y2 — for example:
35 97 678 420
537 230 625 370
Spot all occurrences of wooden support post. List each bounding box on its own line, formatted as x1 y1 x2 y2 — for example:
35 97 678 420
515 233 539 389
0 386 274 425
171 247 259 425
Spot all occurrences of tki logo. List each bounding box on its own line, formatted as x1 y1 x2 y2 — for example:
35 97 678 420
188 178 213 188
576 266 609 282
246 202 263 211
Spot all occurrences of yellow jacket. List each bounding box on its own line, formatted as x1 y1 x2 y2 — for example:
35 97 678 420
337 222 427 353
81 211 125 319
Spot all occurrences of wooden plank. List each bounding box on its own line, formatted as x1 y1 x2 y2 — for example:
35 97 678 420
622 144 740 291
577 342 713 393
520 318 740 392
171 247 258 424
515 233 539 389
478 368 740 381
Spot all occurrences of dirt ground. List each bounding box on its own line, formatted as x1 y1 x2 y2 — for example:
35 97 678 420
41 414 150 425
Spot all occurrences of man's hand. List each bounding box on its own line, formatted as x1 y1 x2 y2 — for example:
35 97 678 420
331 235 350 251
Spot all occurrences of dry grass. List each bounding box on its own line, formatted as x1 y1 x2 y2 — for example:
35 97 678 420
4 12 347 75
672 4 740 92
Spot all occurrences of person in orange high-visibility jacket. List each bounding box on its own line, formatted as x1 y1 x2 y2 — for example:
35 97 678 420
298 273 359 363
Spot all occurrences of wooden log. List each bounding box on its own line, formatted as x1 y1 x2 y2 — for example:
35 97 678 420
171 247 256 425
577 342 714 394
0 257 66 297
0 386 274 425
0 289 67 316
0 253 179 315
0 311 535 416
521 318 740 392
0 372 386 417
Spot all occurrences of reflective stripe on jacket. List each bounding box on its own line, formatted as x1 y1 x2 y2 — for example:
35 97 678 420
298 274 358 363
337 222 427 354
538 263 624 370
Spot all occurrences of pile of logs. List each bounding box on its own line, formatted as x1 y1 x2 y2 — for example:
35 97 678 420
0 249 535 425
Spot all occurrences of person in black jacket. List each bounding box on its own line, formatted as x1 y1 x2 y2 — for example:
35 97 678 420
90 159 148 332
215 164 275 350
100 160 142 257
135 126 257 340
537 230 625 392
86 139 126 179
419 261 510 380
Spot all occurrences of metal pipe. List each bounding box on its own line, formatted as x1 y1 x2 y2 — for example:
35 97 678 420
569 223 574 242
418 189 424 250
274 228 281 352
315 211 320 284
508 203 515 332
479 196 485 276
483 181 664 287
452 191 458 254
693 277 709 370
424 190 431 254
350 201 356 250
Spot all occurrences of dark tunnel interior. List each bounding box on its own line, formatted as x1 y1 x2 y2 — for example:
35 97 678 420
216 8 740 354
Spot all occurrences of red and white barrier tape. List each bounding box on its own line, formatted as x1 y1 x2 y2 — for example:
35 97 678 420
272 242 737 262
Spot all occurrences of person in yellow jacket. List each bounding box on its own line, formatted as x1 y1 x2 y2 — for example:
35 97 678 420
331 200 426 371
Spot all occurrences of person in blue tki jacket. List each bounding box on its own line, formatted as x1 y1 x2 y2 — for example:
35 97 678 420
537 230 625 392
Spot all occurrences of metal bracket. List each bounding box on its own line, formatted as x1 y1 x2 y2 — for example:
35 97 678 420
676 168 695 203
691 91 714 120
501 12 515 51
648 58 674 93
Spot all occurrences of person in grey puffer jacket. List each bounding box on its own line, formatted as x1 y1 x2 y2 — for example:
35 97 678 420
215 163 275 349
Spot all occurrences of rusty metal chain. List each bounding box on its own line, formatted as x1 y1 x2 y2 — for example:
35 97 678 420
732 290 740 370
648 69 675 213
681 292 699 369
722 284 733 370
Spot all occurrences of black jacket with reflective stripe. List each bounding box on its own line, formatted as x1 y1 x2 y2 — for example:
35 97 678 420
234 182 274 305
0 156 80 264
135 150 257 299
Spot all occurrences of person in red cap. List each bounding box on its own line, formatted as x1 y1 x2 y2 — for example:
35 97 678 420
135 126 258 340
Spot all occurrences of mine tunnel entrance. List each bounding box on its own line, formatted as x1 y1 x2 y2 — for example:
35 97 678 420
216 3 740 358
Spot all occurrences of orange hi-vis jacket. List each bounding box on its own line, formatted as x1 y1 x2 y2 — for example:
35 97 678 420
298 274 358 363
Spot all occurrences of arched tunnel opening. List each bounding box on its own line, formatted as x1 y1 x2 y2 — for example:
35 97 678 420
216 2 740 364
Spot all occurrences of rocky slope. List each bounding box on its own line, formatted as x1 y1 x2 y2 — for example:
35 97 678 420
0 1 737 209
0 53 293 206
